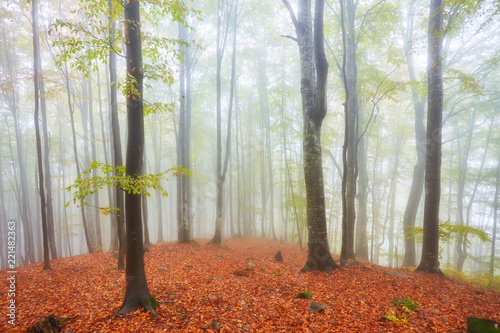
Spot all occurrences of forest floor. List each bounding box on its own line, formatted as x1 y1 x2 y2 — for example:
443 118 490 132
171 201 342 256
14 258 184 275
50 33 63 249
1 237 499 332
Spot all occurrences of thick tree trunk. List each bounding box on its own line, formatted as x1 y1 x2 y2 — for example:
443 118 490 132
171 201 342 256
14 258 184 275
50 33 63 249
283 0 338 272
119 0 157 316
416 0 444 276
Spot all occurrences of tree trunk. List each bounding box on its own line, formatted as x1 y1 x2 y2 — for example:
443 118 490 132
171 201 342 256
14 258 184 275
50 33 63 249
108 0 125 268
32 0 50 270
340 0 358 264
88 74 103 250
415 0 444 276
209 0 237 245
355 136 369 260
455 110 475 272
3 31 35 264
119 0 157 316
177 14 192 243
401 2 426 268
490 151 500 276
388 138 402 268
0 136 7 268
283 0 338 272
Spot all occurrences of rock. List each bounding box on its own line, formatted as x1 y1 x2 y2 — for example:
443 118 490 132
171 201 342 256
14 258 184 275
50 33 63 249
309 301 328 313
467 317 500 333
274 251 283 262
211 320 221 331
26 315 62 333
384 271 410 279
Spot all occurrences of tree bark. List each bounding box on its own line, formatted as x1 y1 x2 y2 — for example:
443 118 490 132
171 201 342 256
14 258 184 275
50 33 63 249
340 0 358 264
3 30 35 264
208 0 236 245
415 0 444 276
355 136 369 260
401 1 426 268
283 0 338 272
32 0 51 270
177 12 193 243
108 0 125 269
119 0 157 316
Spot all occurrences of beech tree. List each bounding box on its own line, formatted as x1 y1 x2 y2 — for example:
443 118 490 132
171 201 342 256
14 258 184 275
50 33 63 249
118 0 157 315
400 0 426 268
282 0 339 273
416 0 444 275
208 0 237 245
32 0 51 270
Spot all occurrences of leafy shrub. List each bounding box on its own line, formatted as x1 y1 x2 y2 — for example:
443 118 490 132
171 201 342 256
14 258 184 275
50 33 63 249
296 291 312 299
384 297 418 325
392 298 419 311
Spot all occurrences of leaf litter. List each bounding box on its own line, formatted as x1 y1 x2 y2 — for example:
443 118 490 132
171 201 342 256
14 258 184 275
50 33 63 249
1 237 499 332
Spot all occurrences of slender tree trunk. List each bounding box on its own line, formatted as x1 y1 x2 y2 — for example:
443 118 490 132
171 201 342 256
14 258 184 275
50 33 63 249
400 1 426 268
142 154 152 247
119 0 157 315
416 0 444 275
3 31 35 264
0 136 7 268
455 110 475 272
108 0 125 268
490 151 500 276
32 0 50 270
58 112 72 257
340 0 358 264
209 0 237 245
388 138 402 268
39 50 57 261
177 13 192 242
355 136 369 259
98 66 115 252
88 74 103 250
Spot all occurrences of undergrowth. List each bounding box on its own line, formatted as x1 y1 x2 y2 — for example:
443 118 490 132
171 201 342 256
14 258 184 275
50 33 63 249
441 268 500 292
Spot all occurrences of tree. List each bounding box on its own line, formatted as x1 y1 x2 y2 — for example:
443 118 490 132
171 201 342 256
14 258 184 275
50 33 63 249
400 0 426 268
282 0 339 273
108 0 125 268
339 0 359 265
208 0 237 245
491 150 500 275
177 7 193 243
32 0 50 270
415 0 444 275
118 0 157 316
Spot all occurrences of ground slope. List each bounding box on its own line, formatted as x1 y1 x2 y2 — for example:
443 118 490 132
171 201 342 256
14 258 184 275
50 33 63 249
1 237 499 332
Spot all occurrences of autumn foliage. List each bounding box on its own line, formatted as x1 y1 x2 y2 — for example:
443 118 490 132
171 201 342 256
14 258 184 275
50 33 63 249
2 237 499 332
